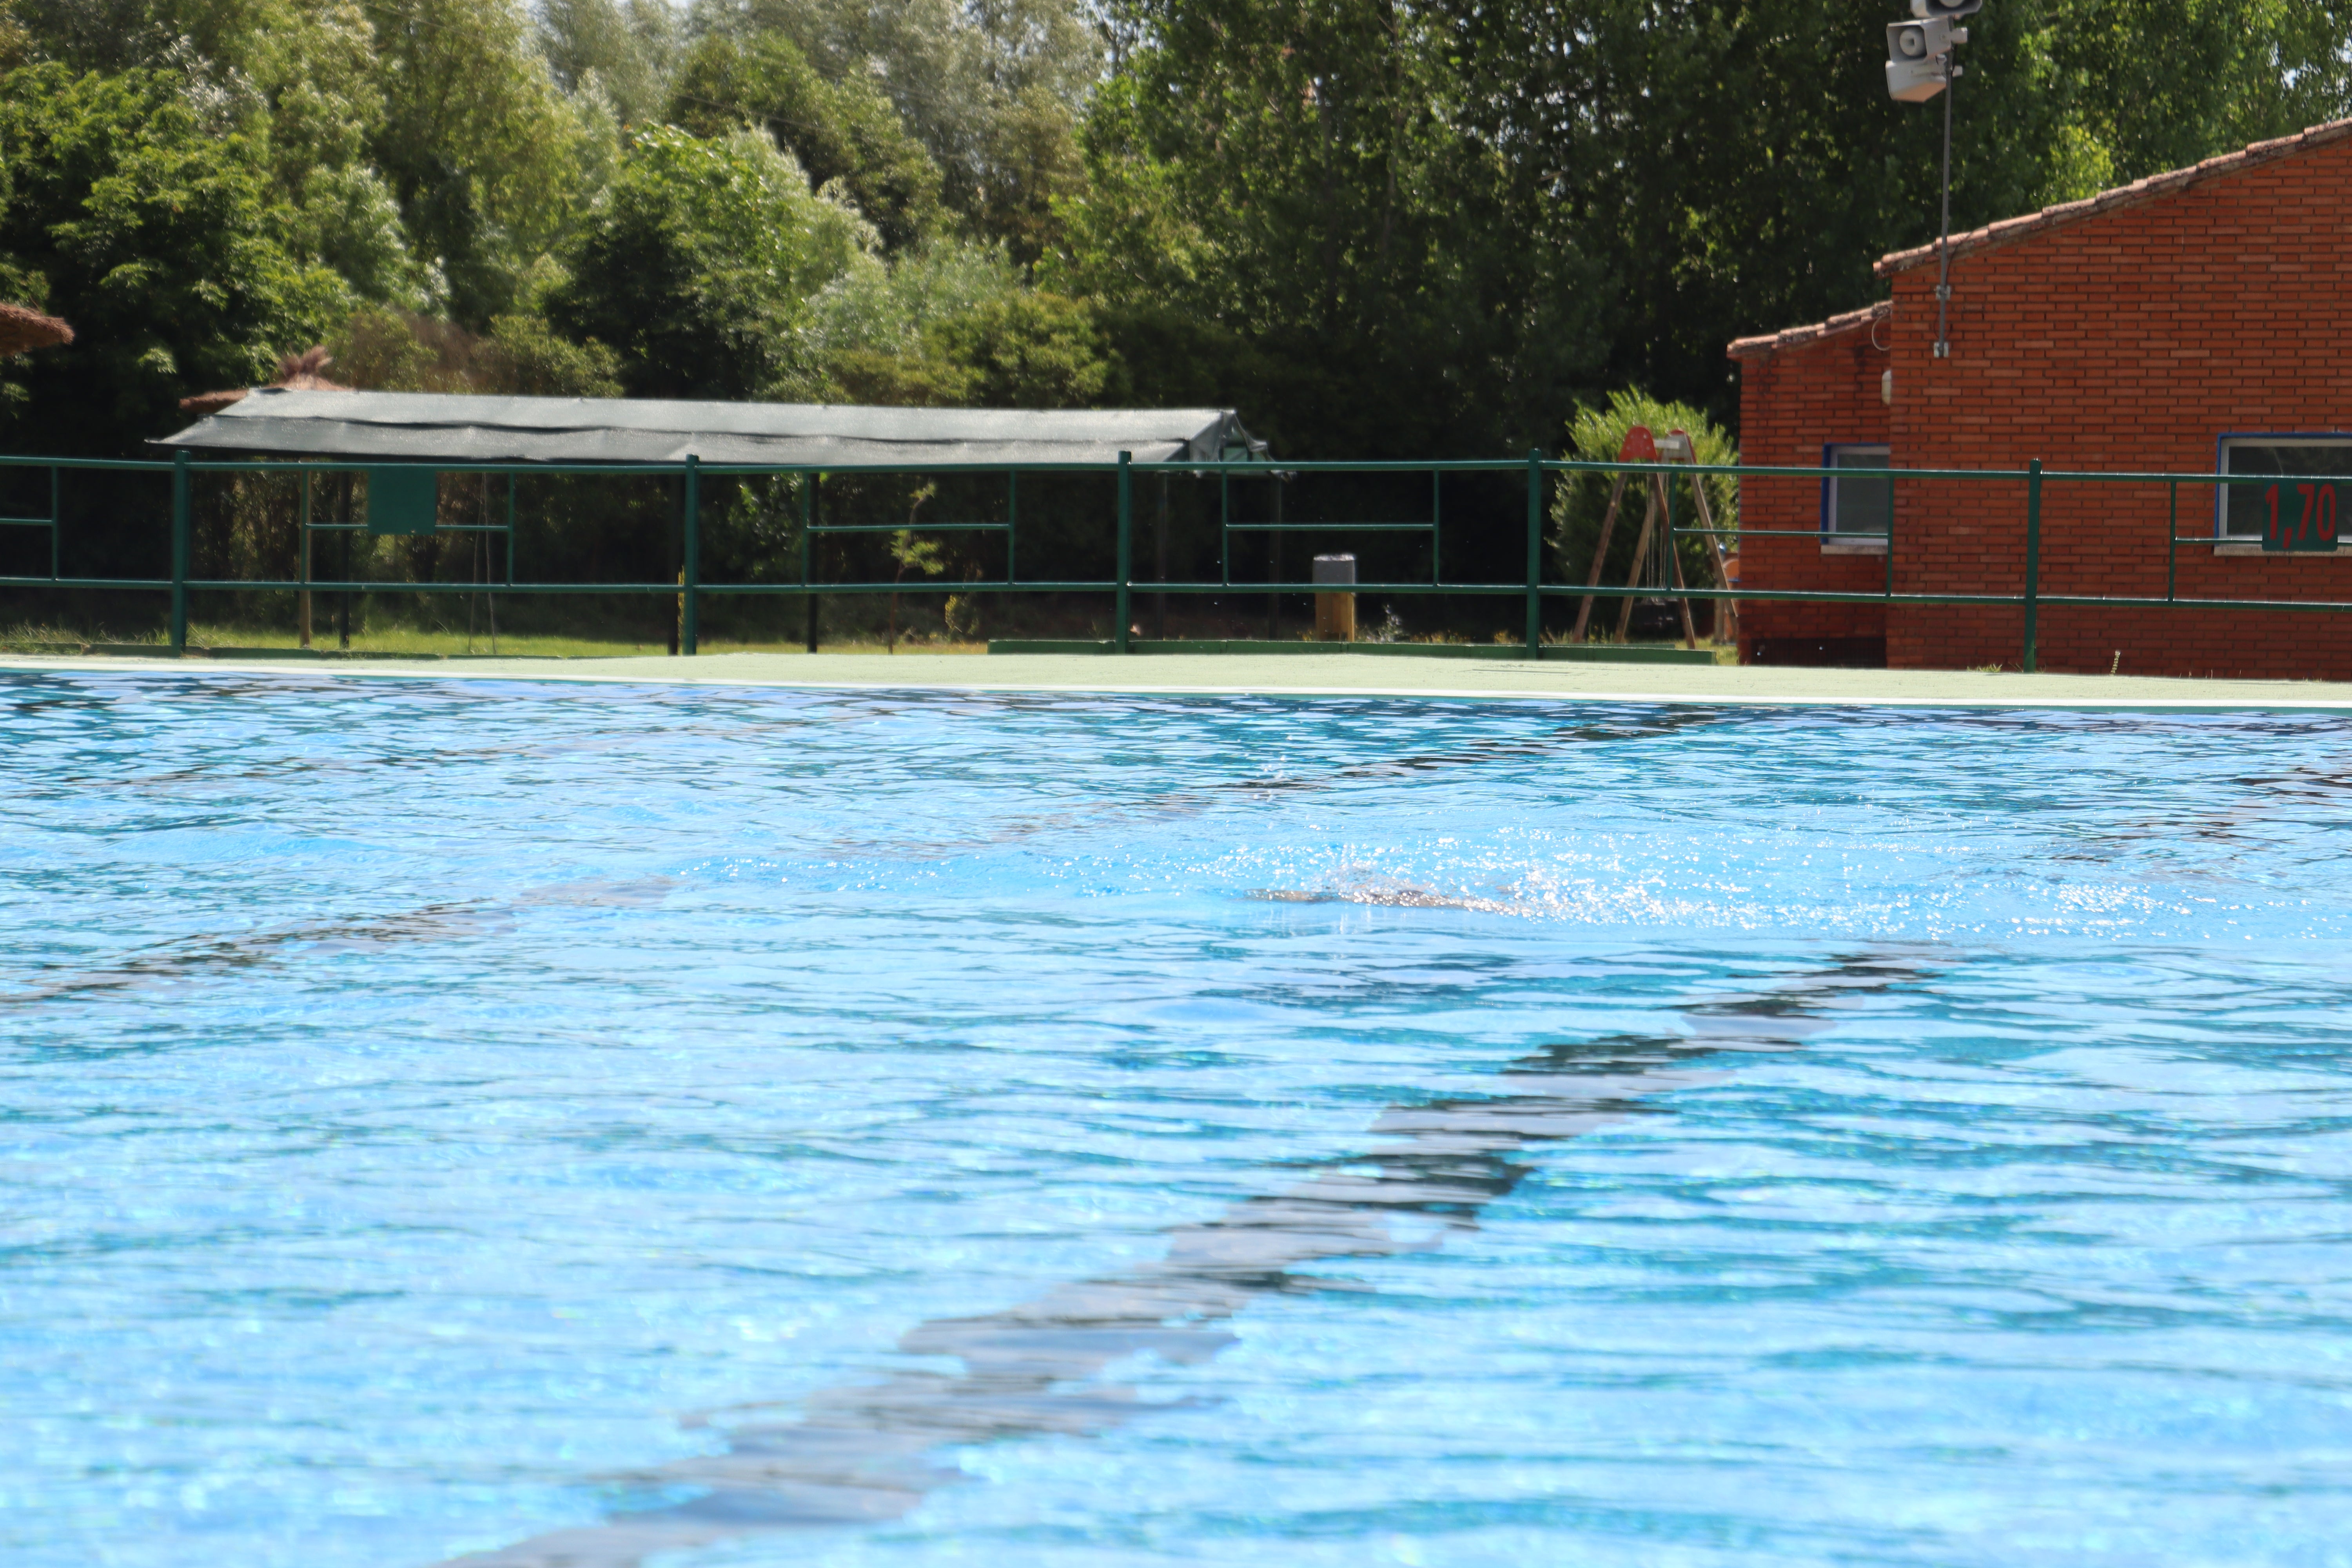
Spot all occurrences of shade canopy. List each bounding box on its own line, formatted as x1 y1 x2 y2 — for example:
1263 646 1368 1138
156 388 1267 467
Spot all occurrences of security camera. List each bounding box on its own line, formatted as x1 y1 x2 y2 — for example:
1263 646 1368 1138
1910 0 1983 16
1887 17 1953 102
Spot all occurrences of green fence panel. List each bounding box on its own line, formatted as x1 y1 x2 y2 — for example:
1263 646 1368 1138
365 467 438 536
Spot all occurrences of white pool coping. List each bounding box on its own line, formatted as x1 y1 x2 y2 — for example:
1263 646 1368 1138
6 650 2352 711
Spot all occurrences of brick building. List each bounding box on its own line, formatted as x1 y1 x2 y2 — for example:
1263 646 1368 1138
1728 118 2352 676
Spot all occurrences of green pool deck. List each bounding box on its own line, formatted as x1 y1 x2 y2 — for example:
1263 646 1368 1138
6 646 2352 711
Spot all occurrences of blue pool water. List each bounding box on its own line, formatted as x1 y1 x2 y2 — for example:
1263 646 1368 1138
5 672 2352 1568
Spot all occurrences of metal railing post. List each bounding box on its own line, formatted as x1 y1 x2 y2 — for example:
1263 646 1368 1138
298 468 312 647
802 472 819 653
2165 479 2178 602
169 450 189 654
1116 450 1133 652
1524 448 1543 652
681 455 701 655
2022 457 2043 673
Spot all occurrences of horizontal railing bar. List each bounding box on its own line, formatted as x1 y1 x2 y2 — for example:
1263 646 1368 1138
806 522 1013 535
0 517 56 527
717 581 1113 595
12 451 2352 488
1220 522 1436 533
0 456 175 472
1669 527 1882 539
183 580 680 595
0 575 174 590
301 523 512 534
17 571 2352 616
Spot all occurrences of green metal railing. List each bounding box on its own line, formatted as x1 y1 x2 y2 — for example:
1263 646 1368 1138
2 449 2348 671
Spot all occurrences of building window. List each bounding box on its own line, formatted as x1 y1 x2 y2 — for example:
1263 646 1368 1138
1822 444 1891 543
2217 436 2352 542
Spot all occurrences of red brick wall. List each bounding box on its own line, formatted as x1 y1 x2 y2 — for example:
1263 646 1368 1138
1732 330 1890 661
1738 133 2352 677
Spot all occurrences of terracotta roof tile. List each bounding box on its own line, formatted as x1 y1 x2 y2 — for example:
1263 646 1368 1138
1726 301 1891 361
1876 116 2352 277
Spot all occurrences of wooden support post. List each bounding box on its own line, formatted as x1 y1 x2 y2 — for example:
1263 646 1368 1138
1662 472 1699 649
1613 477 1664 642
1682 459 1736 645
1570 471 1630 643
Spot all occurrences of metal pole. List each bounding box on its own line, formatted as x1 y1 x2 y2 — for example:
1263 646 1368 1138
1885 461 1896 599
1219 469 1230 587
1007 470 1018 586
48 465 60 582
169 451 189 654
803 472 819 653
1524 448 1543 652
1115 451 1133 652
1935 57 1956 359
2165 480 2178 603
1431 468 1442 585
2022 457 2043 672
1153 473 1168 640
681 455 700 656
1267 477 1282 641
298 468 312 647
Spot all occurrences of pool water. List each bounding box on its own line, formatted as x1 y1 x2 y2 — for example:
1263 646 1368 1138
5 673 2352 1568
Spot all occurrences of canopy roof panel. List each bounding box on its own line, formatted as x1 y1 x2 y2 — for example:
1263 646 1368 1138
156 389 1267 467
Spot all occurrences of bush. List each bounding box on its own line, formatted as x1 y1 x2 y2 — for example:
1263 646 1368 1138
1549 388 1737 624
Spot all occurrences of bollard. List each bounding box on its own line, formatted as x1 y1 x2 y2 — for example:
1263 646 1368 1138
1312 554 1356 641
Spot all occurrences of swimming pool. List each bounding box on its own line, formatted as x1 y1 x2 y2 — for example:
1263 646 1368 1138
5 672 2351 1567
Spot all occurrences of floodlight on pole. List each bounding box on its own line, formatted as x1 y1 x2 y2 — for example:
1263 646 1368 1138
1884 1 1978 359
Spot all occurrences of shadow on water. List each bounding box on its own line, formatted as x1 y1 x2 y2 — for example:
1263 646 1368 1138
437 955 1923 1568
0 878 677 1011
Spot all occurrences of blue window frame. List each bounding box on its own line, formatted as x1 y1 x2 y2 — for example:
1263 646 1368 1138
1821 444 1891 540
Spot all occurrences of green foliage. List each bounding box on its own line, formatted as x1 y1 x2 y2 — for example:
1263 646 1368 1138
547 123 871 399
1549 390 1737 619
1060 0 1606 459
0 62 347 450
1432 0 2352 422
924 292 1115 408
539 0 679 128
359 0 602 324
327 304 622 396
670 32 942 250
808 239 1020 359
693 0 1097 263
4 0 2352 474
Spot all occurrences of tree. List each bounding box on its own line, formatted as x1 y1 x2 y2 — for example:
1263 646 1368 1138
1549 388 1737 613
0 62 347 450
359 0 602 324
546 123 873 399
691 0 1101 263
1058 0 1605 458
539 0 680 128
1434 0 2352 425
668 31 942 250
